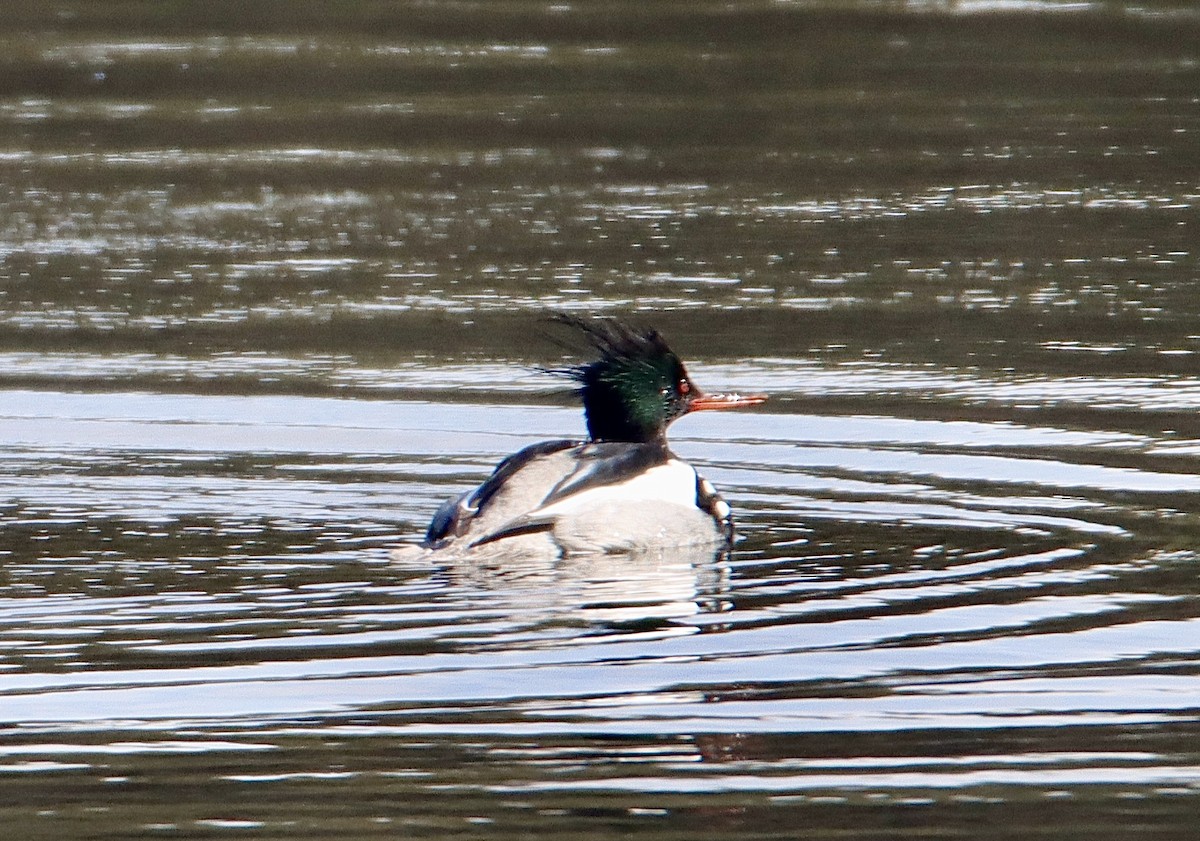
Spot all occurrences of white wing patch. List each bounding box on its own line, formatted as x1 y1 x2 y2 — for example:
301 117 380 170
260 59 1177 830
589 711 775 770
529 458 699 520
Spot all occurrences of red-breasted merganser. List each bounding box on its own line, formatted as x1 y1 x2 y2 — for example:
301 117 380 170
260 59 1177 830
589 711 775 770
423 316 766 555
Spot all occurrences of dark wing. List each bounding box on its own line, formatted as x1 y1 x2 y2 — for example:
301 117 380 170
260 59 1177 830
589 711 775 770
424 439 580 548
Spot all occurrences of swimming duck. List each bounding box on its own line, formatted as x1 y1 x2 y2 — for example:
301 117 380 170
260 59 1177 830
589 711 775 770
423 315 766 555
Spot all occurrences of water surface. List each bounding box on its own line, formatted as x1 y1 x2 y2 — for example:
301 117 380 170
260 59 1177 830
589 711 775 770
1 1 1199 838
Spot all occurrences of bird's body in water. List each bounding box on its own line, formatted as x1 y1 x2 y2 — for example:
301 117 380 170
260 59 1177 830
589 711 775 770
422 316 766 557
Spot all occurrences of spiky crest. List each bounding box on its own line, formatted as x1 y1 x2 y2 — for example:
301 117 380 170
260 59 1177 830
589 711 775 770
546 314 693 443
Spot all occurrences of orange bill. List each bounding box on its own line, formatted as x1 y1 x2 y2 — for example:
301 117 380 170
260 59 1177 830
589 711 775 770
688 391 768 411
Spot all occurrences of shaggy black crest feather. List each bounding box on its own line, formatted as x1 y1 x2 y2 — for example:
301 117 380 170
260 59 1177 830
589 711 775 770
548 313 670 371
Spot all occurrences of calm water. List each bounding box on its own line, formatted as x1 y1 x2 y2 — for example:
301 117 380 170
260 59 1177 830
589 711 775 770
2 1 1200 838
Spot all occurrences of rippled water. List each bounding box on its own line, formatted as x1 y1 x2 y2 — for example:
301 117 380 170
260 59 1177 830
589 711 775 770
2 1 1199 838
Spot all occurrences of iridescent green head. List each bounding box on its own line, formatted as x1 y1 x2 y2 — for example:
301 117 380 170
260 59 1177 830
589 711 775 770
551 315 767 444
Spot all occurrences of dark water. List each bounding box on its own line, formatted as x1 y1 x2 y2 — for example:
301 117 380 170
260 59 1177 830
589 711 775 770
2 1 1200 837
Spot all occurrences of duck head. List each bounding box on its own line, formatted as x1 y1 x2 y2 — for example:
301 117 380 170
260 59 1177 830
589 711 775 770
553 315 767 443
